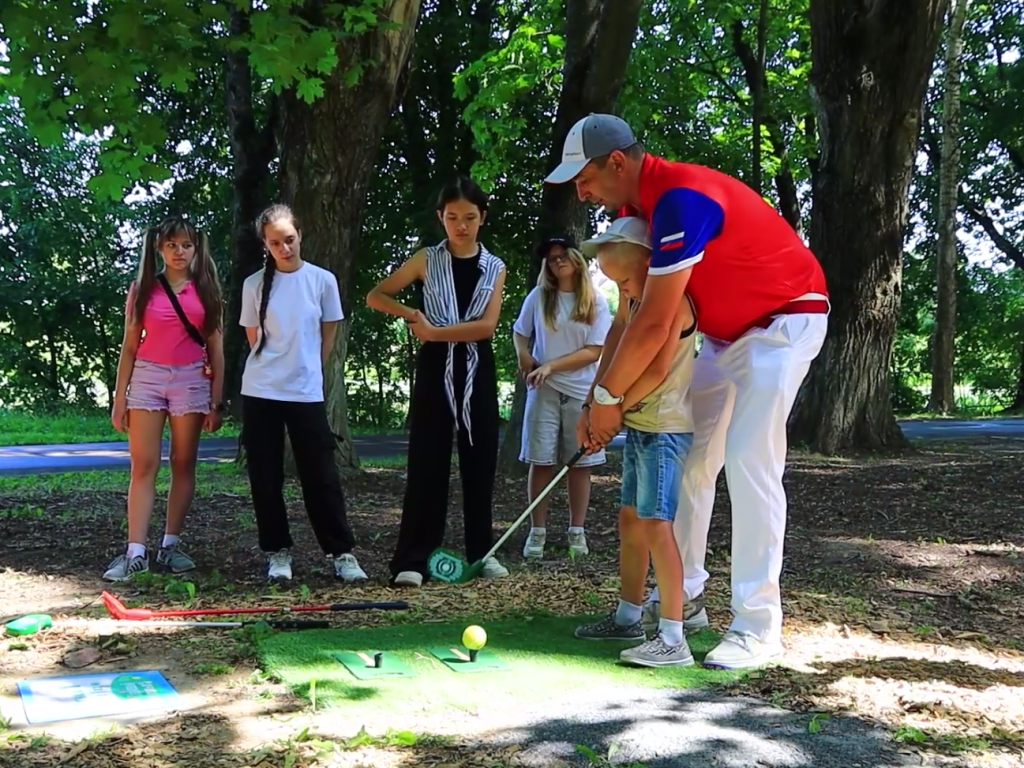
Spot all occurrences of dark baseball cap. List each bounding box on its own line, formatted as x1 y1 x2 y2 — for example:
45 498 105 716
544 114 638 184
536 233 578 256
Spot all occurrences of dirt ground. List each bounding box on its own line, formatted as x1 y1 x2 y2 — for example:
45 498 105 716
1 439 1023 766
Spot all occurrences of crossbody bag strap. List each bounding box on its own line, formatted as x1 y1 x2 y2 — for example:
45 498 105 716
156 274 206 348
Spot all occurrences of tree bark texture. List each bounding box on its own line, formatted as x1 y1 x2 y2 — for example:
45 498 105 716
497 0 644 475
930 0 970 414
790 0 951 453
277 0 421 468
224 3 276 410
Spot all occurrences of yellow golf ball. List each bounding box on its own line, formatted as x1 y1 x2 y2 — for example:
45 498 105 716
462 625 487 650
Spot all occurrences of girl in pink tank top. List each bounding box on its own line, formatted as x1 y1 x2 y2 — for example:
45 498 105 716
105 217 226 583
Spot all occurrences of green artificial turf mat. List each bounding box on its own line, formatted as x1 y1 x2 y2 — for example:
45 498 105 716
258 614 745 717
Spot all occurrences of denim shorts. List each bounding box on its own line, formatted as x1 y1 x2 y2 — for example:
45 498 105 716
126 359 211 417
621 428 694 521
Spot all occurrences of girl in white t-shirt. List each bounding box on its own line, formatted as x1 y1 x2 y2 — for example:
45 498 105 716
513 236 613 560
239 204 366 583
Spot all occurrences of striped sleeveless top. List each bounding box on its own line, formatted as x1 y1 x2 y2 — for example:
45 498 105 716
421 241 505 443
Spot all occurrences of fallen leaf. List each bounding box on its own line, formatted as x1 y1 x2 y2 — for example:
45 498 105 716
63 647 102 669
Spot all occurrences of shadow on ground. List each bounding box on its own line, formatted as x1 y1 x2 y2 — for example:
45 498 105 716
0 689 946 768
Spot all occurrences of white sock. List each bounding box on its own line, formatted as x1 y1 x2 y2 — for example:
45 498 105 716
659 618 684 647
530 527 546 537
127 542 146 559
567 526 584 535
615 599 642 626
162 534 180 549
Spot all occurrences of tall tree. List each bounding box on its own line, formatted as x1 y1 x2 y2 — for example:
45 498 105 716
790 0 951 452
277 0 421 467
489 0 645 474
930 0 971 413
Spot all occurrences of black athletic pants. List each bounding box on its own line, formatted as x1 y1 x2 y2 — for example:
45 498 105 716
389 342 499 579
241 395 355 556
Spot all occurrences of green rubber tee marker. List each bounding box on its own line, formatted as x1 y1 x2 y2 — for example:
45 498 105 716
4 614 53 636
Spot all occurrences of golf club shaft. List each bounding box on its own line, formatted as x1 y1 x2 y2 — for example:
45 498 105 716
481 446 587 563
64 618 329 629
129 600 408 619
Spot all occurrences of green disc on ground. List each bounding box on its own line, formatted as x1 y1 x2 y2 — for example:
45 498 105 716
427 646 511 673
4 614 53 636
333 651 417 680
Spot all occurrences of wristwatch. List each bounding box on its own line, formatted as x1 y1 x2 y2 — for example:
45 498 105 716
592 384 624 406
212 402 228 414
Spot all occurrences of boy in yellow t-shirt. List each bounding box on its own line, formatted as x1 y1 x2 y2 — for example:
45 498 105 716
574 216 698 667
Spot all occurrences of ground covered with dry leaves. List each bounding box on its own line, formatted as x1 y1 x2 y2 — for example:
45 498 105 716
1 437 1022 767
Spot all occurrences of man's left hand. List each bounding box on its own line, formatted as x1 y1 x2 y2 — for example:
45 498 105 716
587 401 623 450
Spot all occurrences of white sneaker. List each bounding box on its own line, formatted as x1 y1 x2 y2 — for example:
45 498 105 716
642 594 711 634
103 552 149 582
267 550 293 581
703 630 782 670
567 529 589 557
333 553 368 582
523 528 546 559
481 557 509 579
393 570 423 588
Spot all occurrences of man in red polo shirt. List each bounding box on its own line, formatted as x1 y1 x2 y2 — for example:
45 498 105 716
547 114 828 669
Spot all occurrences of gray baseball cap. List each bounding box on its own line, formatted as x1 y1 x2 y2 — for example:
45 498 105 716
544 114 638 184
581 216 651 259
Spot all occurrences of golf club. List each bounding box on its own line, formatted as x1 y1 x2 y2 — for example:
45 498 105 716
101 591 408 621
428 445 587 583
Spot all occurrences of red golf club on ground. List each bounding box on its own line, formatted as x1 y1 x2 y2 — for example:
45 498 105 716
101 591 408 621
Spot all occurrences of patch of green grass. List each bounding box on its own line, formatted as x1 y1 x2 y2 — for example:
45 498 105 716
0 408 241 445
0 461 252 497
258 615 743 719
0 408 403 446
0 457 405 499
893 724 992 754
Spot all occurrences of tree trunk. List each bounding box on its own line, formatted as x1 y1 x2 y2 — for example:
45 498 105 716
496 0 644 475
276 0 420 468
930 0 970 414
224 3 276 411
1013 310 1024 413
729 19 802 235
751 0 769 194
790 0 950 453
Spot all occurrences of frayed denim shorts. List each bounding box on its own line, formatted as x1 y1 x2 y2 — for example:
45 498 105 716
621 428 694 521
126 359 211 417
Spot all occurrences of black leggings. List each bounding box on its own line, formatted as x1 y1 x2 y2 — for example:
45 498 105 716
241 396 356 556
389 344 499 578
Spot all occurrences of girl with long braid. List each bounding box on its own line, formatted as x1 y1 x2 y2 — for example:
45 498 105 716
106 217 225 581
239 204 366 582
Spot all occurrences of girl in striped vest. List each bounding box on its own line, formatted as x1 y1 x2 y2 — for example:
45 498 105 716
367 177 508 587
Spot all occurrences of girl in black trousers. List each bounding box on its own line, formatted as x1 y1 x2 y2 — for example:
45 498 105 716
366 177 507 587
239 204 366 582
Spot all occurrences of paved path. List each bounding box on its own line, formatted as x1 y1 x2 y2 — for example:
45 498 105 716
1 418 1022 477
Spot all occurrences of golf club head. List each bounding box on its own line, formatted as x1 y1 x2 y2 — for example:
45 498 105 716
101 591 153 621
427 548 469 583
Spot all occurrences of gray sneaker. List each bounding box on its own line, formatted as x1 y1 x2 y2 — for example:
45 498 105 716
156 543 196 574
642 593 710 634
574 612 645 641
620 633 696 668
103 553 149 582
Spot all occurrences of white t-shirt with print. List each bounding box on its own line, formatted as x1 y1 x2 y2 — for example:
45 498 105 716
240 262 344 403
513 287 613 401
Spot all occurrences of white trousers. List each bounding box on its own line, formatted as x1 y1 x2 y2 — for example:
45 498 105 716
651 311 827 644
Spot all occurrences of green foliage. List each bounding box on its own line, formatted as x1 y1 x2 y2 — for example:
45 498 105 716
0 98 138 407
455 18 565 188
0 0 391 200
